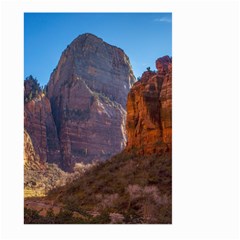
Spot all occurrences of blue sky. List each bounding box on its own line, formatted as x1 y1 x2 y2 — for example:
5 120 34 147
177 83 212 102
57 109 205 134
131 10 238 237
24 13 172 86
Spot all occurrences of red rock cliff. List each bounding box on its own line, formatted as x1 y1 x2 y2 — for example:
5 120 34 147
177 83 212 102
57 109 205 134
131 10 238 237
126 56 172 154
47 33 136 171
24 92 62 166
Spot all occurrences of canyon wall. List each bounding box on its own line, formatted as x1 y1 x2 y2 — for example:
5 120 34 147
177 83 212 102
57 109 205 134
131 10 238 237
126 56 172 154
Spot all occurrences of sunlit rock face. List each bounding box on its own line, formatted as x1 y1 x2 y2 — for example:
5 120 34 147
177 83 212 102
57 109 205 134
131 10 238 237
24 130 45 170
47 33 136 171
126 56 172 155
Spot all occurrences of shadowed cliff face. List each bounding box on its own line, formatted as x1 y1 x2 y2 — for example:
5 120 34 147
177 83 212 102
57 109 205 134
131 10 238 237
126 56 172 155
24 92 62 166
46 33 136 171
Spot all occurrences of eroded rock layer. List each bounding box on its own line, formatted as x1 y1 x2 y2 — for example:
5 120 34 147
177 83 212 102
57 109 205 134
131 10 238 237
126 56 172 154
24 93 62 166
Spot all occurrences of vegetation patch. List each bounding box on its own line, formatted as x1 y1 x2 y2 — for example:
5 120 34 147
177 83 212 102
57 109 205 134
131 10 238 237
33 150 172 224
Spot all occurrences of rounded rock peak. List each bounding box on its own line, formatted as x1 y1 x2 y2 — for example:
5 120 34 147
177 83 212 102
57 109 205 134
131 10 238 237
63 33 105 57
72 33 104 46
70 33 125 54
77 33 103 41
156 55 172 73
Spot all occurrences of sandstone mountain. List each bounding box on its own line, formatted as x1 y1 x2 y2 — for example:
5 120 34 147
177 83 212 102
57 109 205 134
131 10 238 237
24 33 136 172
126 56 172 154
47 33 135 171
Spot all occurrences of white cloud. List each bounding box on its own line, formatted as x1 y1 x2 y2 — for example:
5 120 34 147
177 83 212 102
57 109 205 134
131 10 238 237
154 17 172 23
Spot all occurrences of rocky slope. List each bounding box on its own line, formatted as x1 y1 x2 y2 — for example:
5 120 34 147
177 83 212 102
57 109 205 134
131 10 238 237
126 56 172 154
24 127 90 198
46 33 135 171
24 130 43 170
26 151 172 223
